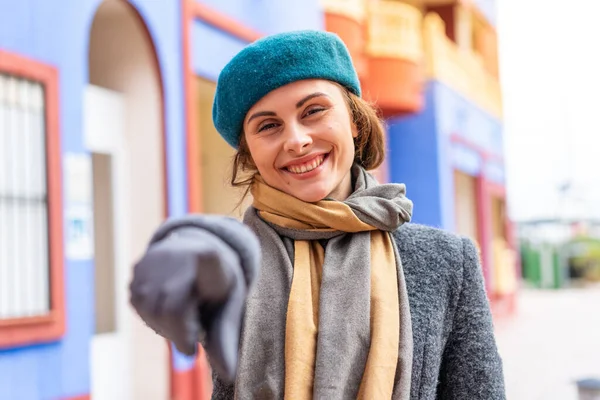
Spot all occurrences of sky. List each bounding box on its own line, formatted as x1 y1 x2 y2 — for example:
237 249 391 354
497 0 600 222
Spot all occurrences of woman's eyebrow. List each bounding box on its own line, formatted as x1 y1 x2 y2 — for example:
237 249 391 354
246 110 277 124
296 92 329 108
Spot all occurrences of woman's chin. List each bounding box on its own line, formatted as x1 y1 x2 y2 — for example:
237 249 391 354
288 185 330 203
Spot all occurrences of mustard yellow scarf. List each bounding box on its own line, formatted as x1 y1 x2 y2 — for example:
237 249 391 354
236 165 413 399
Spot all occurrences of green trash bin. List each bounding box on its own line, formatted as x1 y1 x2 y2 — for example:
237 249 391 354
520 242 541 287
520 242 566 289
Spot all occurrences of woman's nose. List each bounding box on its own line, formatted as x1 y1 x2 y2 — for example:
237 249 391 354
282 124 312 154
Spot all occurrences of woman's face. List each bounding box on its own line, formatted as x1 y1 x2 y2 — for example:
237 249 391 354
243 79 357 203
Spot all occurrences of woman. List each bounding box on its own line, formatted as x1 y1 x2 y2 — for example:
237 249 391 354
130 30 506 399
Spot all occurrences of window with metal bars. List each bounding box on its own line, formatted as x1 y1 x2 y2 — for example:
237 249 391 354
0 50 64 348
0 74 50 319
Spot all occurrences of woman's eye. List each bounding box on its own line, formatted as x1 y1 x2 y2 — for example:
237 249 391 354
305 107 325 117
258 122 278 132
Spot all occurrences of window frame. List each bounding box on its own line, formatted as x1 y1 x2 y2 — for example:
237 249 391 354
0 50 65 348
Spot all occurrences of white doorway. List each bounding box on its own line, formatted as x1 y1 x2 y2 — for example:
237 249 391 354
86 86 129 400
87 0 168 398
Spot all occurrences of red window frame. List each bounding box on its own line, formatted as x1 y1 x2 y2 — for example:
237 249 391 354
0 50 65 348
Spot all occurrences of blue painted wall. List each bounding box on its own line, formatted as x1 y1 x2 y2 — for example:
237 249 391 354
192 22 248 81
0 0 186 397
432 81 504 186
191 0 323 81
387 81 504 232
193 0 323 37
388 83 445 229
432 81 503 161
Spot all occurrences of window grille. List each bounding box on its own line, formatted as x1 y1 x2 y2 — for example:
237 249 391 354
0 74 50 319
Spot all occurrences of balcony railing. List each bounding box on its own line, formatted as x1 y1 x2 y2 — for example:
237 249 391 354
423 12 502 118
322 2 502 118
366 1 423 62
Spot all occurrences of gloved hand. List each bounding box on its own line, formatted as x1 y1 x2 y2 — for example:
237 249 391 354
129 217 260 382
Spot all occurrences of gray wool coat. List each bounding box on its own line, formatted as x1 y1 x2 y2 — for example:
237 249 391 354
210 223 506 400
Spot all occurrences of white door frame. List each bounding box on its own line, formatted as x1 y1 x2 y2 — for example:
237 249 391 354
85 84 132 400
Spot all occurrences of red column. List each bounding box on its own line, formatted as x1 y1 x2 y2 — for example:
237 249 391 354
174 0 209 398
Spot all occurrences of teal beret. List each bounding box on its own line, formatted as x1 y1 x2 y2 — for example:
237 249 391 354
212 30 362 148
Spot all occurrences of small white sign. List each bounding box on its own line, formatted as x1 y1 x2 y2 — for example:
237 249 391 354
65 204 94 260
64 153 94 260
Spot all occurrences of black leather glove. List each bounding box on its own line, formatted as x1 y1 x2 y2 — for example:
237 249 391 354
129 216 260 382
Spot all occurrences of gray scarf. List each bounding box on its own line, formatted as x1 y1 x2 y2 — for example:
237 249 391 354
237 165 414 399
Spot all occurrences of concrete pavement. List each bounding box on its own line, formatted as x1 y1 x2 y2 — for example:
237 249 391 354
494 285 600 400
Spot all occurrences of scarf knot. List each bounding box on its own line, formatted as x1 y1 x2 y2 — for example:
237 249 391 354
251 165 412 235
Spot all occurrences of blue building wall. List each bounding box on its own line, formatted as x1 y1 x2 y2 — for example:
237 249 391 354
388 80 503 232
0 0 323 397
191 0 323 81
433 82 503 162
388 83 445 229
0 0 186 398
192 22 248 81
194 0 323 36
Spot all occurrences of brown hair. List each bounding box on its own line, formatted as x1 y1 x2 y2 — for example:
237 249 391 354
230 86 386 192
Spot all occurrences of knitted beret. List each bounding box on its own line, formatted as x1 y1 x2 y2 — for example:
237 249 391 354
212 30 362 148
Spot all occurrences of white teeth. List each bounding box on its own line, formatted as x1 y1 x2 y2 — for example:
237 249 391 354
287 155 325 174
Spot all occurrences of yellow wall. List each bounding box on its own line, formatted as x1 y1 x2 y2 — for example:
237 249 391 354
196 78 251 219
454 170 479 243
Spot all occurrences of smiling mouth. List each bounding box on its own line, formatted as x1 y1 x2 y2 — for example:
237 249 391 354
285 153 329 174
